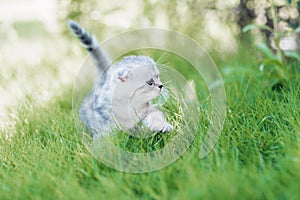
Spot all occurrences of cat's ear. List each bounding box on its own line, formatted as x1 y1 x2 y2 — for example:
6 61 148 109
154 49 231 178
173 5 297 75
117 69 132 82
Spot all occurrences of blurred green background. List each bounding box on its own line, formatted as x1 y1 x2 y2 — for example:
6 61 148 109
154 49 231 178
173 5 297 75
0 0 299 130
1 0 300 199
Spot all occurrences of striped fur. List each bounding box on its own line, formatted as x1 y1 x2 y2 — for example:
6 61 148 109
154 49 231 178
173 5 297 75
68 20 111 71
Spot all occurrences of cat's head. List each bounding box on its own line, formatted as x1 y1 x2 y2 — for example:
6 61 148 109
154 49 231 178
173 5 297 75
114 56 163 104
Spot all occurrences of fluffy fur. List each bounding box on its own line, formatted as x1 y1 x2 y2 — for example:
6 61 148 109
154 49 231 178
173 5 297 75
68 20 173 138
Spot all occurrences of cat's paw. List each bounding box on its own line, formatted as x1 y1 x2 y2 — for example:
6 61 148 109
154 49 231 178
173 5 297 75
160 122 173 133
146 120 173 133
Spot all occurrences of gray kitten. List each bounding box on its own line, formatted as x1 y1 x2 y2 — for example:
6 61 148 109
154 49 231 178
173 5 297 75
68 20 173 138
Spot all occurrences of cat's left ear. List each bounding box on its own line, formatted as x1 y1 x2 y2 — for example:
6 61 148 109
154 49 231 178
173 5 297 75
117 69 132 82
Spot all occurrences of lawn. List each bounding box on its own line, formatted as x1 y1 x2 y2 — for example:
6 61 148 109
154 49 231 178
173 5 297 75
1 37 299 199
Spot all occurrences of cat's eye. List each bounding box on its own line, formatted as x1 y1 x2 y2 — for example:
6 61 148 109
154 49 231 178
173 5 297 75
147 79 154 86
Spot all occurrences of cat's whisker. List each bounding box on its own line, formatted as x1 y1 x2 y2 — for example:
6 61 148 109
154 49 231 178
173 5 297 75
158 64 170 72
162 80 173 85
157 52 168 65
158 63 169 68
158 68 168 73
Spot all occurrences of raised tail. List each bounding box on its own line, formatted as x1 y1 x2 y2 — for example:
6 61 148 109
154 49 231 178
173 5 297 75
68 20 111 71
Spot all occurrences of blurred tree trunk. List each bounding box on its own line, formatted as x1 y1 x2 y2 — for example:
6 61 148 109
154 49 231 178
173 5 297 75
236 0 255 30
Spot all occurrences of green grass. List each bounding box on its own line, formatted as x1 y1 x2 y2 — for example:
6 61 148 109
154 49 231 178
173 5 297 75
1 48 300 199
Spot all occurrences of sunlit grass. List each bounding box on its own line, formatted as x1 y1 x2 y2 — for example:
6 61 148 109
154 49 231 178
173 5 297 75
1 42 300 199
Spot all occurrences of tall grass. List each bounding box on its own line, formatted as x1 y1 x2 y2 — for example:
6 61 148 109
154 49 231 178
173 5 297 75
1 46 300 199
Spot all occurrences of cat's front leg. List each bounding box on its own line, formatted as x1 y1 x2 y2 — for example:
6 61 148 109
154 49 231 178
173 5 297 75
143 109 173 133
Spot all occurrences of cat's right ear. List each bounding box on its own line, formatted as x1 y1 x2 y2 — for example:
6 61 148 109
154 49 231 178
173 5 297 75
117 70 132 82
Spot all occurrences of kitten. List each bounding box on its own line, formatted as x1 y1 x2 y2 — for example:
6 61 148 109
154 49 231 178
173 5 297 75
68 20 173 138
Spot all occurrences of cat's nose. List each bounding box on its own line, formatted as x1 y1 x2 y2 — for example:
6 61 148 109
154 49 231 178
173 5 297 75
158 85 163 89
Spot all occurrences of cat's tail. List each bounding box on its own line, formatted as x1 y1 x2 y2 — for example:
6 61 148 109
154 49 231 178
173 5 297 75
68 20 111 71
